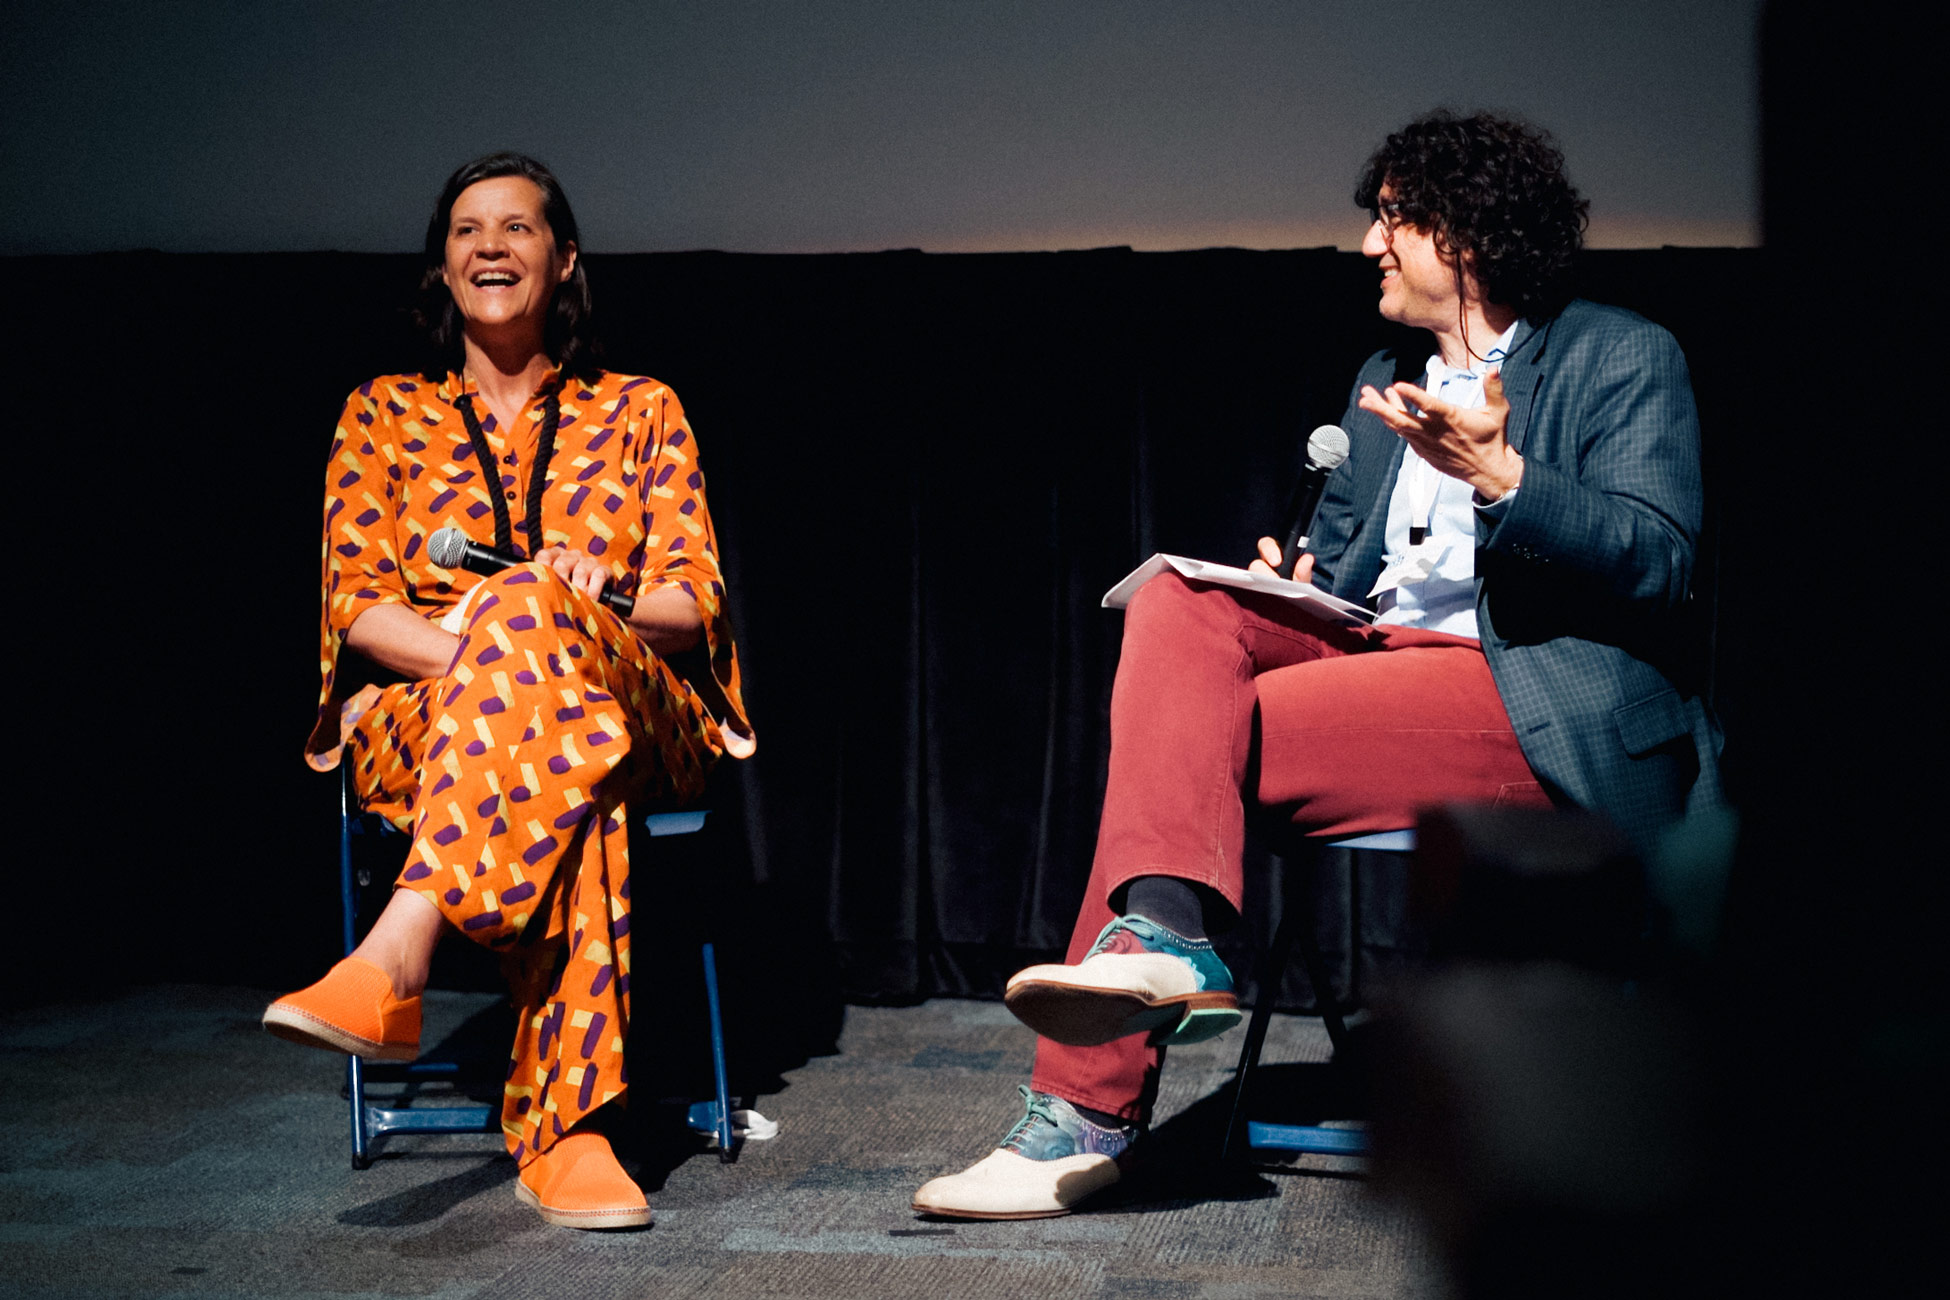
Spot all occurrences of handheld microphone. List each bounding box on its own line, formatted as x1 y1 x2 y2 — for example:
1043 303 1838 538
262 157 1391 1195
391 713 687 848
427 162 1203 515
427 527 635 617
1275 425 1351 573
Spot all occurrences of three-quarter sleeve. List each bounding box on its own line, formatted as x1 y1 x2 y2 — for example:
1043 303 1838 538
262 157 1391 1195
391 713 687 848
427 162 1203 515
632 384 752 749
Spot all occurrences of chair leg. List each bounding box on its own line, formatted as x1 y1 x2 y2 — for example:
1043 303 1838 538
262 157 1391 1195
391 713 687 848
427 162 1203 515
1222 898 1298 1161
1295 918 1351 1056
348 1055 372 1170
702 942 737 1161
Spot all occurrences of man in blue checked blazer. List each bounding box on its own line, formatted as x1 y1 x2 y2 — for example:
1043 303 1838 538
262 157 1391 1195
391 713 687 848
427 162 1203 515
1308 283 1723 849
915 110 1722 1222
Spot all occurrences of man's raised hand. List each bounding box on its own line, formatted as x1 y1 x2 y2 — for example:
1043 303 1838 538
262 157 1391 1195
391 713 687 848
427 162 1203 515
1357 369 1524 501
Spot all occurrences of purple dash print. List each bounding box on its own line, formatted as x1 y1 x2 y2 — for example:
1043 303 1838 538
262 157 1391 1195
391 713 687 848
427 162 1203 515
479 697 506 715
508 614 536 631
522 835 559 866
537 1003 564 1055
590 966 613 997
462 910 502 931
579 1012 608 1061
432 824 462 846
503 882 536 904
445 888 464 905
506 570 539 586
402 861 432 881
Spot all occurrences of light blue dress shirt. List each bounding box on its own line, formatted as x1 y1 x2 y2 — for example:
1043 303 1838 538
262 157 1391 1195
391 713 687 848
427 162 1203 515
1371 322 1519 638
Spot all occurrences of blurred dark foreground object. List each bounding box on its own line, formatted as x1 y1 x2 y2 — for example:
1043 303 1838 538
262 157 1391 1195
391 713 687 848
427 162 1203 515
1366 806 1733 1299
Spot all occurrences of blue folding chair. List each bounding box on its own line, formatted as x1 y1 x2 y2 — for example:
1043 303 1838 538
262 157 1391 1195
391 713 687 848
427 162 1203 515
338 774 738 1168
1219 828 1417 1161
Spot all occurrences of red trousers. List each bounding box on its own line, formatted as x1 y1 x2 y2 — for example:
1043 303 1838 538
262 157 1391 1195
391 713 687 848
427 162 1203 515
1030 573 1547 1121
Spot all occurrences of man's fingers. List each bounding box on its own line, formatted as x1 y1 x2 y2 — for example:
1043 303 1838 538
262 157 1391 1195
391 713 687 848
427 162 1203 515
1256 536 1283 568
1292 552 1315 584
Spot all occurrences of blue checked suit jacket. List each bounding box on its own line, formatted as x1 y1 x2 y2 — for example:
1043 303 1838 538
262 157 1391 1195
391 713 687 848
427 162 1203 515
1307 299 1723 847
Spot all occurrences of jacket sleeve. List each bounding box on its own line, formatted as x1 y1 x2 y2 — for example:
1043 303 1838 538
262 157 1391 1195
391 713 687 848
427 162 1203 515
1477 318 1703 615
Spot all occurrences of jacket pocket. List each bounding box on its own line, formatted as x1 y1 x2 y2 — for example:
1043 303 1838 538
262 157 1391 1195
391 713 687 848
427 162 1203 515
1613 689 1688 757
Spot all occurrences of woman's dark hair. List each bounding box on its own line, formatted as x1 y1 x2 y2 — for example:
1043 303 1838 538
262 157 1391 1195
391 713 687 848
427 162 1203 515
415 152 601 380
1354 110 1589 321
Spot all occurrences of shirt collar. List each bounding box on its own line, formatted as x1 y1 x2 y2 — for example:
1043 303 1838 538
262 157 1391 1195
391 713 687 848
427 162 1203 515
1424 319 1520 386
437 362 564 409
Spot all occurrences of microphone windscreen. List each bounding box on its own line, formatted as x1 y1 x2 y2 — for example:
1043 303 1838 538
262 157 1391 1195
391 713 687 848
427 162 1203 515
427 527 470 570
1306 425 1351 471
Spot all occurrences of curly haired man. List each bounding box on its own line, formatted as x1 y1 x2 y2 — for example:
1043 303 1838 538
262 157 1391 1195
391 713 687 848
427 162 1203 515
913 110 1722 1220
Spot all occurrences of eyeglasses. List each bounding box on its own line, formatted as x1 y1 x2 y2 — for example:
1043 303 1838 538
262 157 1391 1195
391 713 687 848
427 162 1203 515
1369 200 1407 233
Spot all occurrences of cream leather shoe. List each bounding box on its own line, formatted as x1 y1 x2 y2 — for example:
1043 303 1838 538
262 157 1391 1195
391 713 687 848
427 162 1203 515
911 1088 1137 1220
1004 915 1240 1047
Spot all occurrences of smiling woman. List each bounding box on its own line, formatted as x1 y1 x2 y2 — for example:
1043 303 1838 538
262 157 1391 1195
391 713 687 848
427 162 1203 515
262 152 753 1232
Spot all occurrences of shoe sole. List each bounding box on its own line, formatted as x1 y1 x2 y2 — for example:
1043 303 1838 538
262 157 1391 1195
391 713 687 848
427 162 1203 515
1004 981 1240 1047
909 1201 1075 1220
515 1180 653 1229
261 1004 419 1062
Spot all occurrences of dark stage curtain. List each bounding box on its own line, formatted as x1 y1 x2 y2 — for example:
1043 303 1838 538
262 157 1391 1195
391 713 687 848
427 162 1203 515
6 246 1761 1014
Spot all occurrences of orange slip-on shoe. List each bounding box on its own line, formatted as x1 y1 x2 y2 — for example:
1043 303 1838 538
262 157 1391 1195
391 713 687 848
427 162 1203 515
516 1131 653 1229
261 956 422 1061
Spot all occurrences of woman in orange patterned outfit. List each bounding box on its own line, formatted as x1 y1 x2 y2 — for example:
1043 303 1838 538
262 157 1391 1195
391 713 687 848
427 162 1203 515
264 153 752 1230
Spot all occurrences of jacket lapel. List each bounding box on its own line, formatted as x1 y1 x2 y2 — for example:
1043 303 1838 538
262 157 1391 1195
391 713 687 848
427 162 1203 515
1497 316 1549 456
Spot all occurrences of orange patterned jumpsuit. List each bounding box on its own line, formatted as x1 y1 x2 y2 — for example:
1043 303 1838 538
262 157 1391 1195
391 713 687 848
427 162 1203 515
304 367 752 1165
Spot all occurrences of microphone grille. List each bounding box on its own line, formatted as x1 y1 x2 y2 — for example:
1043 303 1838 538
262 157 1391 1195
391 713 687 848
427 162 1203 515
427 527 469 570
1306 424 1351 470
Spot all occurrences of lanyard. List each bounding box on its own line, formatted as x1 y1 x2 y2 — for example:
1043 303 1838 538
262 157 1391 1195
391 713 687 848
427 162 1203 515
455 385 562 558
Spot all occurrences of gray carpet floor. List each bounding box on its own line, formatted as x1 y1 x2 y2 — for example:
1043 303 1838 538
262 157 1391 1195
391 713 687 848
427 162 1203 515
1 986 1441 1299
